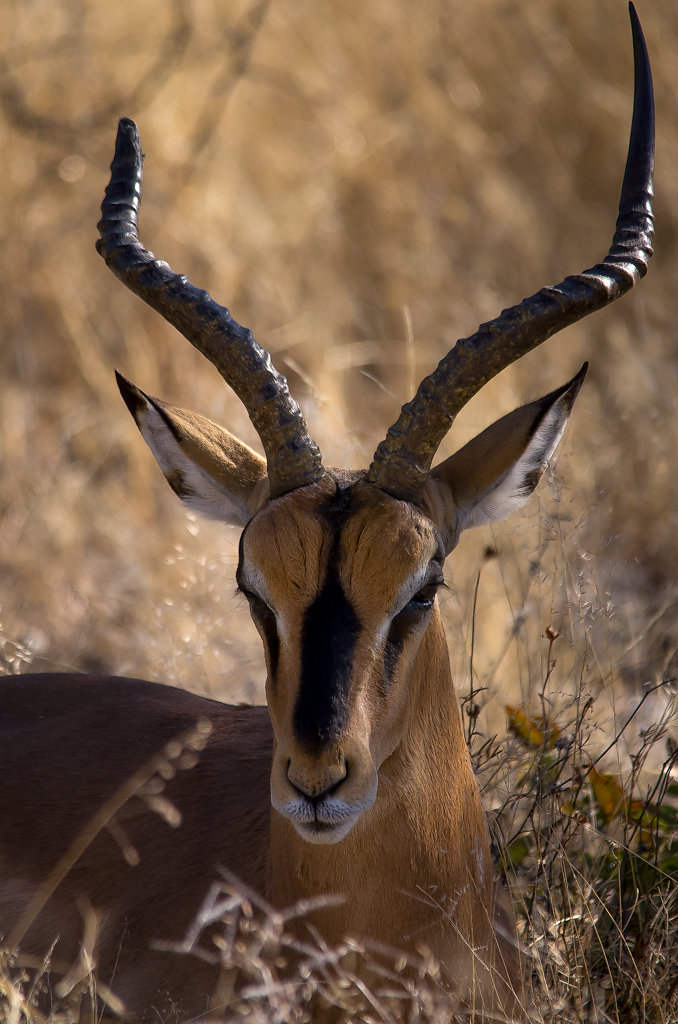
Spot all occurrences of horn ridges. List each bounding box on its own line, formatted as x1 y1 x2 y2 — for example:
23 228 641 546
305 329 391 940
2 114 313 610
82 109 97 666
97 118 325 498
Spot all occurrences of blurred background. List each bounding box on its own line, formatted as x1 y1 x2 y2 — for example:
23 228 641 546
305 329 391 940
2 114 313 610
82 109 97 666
1 0 677 751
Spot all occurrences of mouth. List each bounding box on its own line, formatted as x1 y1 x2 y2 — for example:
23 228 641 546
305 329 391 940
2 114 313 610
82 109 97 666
301 816 353 841
291 813 359 845
272 792 371 845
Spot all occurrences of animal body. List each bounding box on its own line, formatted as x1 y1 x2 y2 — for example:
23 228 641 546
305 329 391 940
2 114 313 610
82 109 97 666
0 6 654 1022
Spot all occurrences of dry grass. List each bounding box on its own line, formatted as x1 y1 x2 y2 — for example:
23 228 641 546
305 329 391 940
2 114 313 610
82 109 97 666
1 0 677 1020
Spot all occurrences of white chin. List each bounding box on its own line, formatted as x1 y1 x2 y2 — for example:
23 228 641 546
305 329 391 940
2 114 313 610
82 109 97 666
291 816 359 845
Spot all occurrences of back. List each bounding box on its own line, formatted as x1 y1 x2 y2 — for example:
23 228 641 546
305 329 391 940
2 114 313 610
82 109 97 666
0 674 273 1018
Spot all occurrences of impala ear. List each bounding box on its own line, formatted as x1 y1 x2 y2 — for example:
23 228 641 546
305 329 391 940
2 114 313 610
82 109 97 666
421 364 587 554
116 372 268 525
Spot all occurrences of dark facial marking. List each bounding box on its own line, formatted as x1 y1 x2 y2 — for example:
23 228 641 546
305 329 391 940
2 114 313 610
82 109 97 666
236 528 280 683
252 597 280 681
235 484 357 696
295 566 360 751
382 575 442 690
383 618 407 691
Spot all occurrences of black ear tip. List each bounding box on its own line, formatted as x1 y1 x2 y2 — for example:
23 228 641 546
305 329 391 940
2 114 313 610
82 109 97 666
115 367 135 397
570 360 588 391
560 362 588 409
115 369 148 419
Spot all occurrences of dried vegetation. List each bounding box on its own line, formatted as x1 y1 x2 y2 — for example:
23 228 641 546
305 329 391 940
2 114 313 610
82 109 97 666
0 0 677 1020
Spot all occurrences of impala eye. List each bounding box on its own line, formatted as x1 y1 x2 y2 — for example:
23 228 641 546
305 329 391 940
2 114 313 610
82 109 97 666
408 582 440 610
238 584 273 617
239 586 280 679
244 590 273 617
395 578 443 622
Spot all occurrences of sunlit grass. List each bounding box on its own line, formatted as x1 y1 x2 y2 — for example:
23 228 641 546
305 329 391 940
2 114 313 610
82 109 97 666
1 0 677 1020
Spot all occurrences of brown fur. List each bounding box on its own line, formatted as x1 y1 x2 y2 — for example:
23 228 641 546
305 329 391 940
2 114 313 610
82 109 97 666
0 379 586 1020
0 675 272 1019
0 473 531 1021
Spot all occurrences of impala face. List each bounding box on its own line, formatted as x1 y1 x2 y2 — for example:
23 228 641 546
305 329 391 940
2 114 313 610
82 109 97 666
237 474 444 843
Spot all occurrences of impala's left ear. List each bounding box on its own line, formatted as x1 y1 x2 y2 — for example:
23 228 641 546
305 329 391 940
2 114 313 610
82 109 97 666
421 364 587 554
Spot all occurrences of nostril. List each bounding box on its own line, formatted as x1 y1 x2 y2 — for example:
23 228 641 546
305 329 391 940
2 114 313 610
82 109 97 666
287 756 347 800
330 757 348 791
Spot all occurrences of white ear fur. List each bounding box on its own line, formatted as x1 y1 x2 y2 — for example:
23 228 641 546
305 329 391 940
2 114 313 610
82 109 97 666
116 372 268 526
424 365 587 551
459 397 569 529
135 401 253 524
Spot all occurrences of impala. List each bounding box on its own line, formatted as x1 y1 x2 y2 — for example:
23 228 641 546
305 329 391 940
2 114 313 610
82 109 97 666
0 6 653 1022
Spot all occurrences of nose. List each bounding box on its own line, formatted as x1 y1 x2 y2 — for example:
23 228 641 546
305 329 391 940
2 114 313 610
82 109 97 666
287 754 347 800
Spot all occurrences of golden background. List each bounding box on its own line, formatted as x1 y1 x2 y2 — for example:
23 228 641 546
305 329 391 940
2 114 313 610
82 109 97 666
1 0 676 744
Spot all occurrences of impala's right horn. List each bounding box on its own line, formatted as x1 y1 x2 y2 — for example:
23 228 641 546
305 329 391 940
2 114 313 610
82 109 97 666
366 2 654 504
96 119 325 500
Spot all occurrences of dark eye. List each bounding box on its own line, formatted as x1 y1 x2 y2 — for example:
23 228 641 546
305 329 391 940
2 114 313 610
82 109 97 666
239 586 280 679
407 582 439 610
240 587 274 620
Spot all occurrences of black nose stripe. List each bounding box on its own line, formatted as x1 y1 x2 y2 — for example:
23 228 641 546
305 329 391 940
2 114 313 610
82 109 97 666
294 568 360 750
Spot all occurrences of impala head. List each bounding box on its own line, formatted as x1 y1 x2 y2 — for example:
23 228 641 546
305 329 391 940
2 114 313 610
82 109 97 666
240 475 435 842
98 5 653 845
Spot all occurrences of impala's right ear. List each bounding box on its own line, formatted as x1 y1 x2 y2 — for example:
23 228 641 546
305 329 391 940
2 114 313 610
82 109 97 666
116 372 268 525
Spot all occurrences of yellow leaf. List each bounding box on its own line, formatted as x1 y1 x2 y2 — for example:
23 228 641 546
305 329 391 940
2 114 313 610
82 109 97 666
587 766 625 823
506 705 559 748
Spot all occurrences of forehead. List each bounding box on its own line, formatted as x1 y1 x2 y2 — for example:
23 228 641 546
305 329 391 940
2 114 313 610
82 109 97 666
240 477 442 594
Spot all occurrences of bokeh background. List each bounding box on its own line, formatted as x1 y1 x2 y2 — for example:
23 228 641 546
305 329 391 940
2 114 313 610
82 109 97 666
1 0 677 753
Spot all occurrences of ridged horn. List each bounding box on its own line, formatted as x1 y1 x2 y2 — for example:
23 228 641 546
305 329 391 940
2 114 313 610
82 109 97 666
96 118 325 499
366 2 654 503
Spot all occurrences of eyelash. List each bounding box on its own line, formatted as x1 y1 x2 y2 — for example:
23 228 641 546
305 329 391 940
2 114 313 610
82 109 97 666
408 584 439 608
238 585 273 616
399 575 446 617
